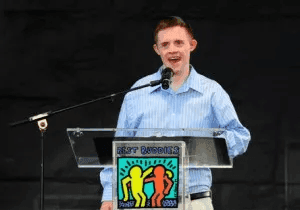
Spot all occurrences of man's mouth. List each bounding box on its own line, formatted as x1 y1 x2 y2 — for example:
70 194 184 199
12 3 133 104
168 56 181 64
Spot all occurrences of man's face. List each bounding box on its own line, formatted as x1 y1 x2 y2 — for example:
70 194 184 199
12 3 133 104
153 26 197 74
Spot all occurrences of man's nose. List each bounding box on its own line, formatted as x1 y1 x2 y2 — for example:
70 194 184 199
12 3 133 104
167 43 178 53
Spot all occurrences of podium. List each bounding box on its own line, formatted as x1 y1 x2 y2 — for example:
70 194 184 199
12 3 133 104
67 128 232 210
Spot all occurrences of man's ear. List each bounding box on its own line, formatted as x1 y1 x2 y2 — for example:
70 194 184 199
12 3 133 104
190 39 197 52
153 44 160 55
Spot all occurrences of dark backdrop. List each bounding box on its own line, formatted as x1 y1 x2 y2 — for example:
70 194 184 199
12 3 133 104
1 1 300 209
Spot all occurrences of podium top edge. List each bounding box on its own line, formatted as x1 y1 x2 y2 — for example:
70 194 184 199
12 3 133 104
66 128 226 132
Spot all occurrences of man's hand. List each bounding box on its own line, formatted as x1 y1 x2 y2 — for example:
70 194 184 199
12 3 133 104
100 201 112 210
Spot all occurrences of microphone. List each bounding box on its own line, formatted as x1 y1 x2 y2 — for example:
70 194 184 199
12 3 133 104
161 67 174 90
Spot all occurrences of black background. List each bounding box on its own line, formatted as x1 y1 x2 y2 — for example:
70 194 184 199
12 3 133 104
1 0 300 209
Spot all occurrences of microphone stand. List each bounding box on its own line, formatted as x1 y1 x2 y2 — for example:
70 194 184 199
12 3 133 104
9 79 162 210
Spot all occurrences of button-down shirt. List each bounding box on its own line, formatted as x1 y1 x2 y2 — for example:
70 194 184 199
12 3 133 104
100 65 251 201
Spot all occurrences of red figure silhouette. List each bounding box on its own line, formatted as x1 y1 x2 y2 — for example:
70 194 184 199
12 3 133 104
144 165 173 207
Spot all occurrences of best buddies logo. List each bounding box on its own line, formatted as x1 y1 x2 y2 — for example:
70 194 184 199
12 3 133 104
116 145 180 208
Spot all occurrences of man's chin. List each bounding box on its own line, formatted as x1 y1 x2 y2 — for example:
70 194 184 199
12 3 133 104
165 62 181 71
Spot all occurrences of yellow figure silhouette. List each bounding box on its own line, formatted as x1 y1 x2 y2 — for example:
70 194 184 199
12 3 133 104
121 165 154 207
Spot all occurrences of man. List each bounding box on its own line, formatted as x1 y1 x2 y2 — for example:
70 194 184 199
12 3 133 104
100 16 251 210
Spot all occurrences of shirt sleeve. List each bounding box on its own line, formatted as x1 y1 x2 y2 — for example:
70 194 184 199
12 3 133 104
99 94 132 202
100 167 113 201
212 83 251 158
116 94 129 129
115 94 136 137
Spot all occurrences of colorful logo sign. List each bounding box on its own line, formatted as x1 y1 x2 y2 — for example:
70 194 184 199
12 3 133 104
117 157 179 208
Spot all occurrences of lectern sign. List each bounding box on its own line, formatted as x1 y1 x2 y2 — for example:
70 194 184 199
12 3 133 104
118 157 179 208
67 128 230 210
113 141 186 209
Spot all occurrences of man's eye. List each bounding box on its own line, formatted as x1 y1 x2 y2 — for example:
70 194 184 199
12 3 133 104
175 40 183 45
161 43 168 47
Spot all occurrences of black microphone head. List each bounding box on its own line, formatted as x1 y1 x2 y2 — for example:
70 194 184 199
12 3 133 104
161 67 173 89
161 67 173 77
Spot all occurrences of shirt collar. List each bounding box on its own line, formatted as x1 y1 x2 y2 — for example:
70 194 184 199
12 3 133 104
185 65 204 94
149 65 204 94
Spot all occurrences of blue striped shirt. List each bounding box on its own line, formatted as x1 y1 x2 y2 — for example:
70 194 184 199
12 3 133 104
100 65 251 201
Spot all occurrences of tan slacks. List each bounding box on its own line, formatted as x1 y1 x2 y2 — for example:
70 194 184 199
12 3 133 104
179 197 214 210
189 197 214 210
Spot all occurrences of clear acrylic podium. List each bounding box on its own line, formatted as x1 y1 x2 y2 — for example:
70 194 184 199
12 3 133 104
67 128 232 210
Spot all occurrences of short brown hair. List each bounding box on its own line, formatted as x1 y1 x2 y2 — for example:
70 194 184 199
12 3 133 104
154 16 194 44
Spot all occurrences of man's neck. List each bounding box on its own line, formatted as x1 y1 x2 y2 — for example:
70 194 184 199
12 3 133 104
170 65 190 92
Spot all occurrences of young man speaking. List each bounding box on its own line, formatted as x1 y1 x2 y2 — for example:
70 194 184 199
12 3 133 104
100 16 251 210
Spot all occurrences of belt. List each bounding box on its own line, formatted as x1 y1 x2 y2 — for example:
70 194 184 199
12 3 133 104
179 191 212 201
190 191 212 200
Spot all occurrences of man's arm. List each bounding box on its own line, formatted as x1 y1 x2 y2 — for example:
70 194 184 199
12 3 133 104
212 83 251 158
115 94 139 137
100 168 113 202
100 94 130 200
115 94 131 136
100 94 132 209
100 202 112 210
